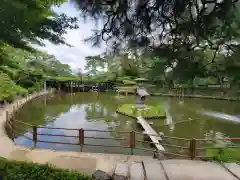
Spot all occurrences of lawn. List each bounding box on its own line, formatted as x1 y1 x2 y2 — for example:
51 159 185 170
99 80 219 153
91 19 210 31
206 148 240 163
117 104 165 119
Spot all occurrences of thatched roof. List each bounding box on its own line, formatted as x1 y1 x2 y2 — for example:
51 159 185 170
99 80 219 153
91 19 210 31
137 88 149 97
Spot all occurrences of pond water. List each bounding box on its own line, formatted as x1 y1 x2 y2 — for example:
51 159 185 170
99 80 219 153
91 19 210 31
14 92 240 155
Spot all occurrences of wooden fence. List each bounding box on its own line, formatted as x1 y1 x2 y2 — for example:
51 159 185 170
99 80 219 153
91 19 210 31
5 109 240 160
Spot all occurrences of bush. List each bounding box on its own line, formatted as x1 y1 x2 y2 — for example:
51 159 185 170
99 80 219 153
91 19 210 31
0 72 27 102
0 159 93 180
27 87 36 94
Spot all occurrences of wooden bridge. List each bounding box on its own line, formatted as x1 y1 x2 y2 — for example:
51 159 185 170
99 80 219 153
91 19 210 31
137 116 165 152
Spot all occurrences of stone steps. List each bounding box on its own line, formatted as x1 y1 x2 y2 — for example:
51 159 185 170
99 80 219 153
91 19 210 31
110 159 167 180
93 159 240 180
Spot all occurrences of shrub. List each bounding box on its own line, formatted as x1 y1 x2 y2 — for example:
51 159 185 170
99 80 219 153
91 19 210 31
0 159 93 180
0 72 27 102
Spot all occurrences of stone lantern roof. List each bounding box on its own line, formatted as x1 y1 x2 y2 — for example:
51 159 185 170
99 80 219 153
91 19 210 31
136 88 149 98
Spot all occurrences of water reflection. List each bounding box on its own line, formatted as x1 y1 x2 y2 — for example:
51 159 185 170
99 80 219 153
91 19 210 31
14 93 152 155
200 110 240 123
164 102 174 132
14 93 240 154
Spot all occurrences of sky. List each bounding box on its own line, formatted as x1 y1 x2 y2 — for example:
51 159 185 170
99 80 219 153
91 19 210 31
34 1 105 73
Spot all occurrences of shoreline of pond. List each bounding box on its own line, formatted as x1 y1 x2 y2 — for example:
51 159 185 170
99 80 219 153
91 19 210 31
151 93 240 101
0 91 155 175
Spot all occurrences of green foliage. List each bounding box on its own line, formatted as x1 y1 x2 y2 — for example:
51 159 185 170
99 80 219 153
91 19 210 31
0 0 79 101
72 0 240 88
122 80 136 85
0 45 76 101
49 76 80 82
194 77 218 86
117 104 165 119
0 0 78 49
72 0 237 53
0 72 27 102
1 160 93 180
206 148 240 163
174 84 193 89
84 54 140 82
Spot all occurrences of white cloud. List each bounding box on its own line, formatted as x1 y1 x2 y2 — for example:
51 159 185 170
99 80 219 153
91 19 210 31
33 1 105 72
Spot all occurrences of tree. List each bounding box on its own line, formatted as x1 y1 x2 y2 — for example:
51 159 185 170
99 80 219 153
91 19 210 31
71 0 240 85
0 0 78 49
84 55 106 75
72 0 238 50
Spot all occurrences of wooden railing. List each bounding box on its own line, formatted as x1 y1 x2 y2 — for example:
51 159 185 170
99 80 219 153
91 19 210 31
5 108 240 159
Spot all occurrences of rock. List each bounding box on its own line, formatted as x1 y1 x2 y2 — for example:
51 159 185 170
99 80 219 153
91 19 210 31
92 170 111 180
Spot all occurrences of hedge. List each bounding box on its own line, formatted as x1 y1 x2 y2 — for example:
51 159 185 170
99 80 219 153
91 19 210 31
0 158 94 180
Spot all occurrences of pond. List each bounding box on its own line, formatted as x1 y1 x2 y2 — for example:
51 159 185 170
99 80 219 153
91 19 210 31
14 92 240 156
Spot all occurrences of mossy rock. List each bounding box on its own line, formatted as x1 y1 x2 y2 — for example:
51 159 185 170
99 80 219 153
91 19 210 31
117 104 165 119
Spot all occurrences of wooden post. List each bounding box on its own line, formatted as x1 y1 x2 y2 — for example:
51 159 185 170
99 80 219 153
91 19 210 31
189 138 196 160
33 126 37 147
57 82 60 92
79 128 84 152
12 106 15 122
6 111 9 124
11 122 14 141
6 111 14 141
130 131 135 155
13 105 15 114
70 81 73 95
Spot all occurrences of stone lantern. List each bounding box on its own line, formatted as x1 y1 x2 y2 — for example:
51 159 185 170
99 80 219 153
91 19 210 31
136 87 149 108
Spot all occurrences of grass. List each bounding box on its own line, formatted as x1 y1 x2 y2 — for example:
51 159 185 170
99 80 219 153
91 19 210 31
0 157 93 180
117 104 165 119
206 148 240 163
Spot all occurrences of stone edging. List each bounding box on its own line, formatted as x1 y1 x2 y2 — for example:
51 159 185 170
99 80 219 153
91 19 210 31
0 91 239 180
0 90 52 158
0 90 155 176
